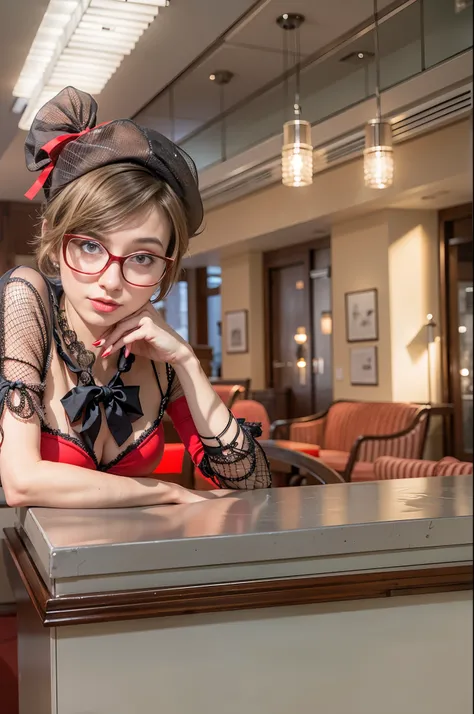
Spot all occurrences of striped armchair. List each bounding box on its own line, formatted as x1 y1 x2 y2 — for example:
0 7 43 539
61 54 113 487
374 456 473 480
270 401 430 482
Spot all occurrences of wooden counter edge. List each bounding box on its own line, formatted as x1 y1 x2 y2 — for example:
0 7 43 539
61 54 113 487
4 527 473 628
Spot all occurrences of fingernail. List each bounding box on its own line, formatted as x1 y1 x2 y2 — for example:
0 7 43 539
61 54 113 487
92 339 105 347
102 347 112 358
124 346 131 359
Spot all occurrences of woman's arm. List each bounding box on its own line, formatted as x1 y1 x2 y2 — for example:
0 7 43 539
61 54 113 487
97 305 272 489
172 352 239 442
168 353 271 490
0 409 203 509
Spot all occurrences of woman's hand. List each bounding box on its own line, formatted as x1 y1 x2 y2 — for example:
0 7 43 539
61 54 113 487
96 303 192 365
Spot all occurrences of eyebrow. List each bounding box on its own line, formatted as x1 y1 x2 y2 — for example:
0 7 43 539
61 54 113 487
130 237 165 250
97 235 165 251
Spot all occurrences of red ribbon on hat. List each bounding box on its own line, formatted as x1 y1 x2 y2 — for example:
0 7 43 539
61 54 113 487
25 122 108 201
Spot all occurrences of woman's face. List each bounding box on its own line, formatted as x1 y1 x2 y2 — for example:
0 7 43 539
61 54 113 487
58 206 172 328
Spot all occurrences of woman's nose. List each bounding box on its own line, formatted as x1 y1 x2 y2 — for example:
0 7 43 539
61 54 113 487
97 261 123 290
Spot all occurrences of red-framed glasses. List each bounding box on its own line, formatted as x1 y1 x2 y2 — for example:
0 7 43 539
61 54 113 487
62 234 174 288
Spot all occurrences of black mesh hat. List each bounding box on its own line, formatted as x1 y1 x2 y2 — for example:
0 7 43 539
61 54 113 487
24 86 203 236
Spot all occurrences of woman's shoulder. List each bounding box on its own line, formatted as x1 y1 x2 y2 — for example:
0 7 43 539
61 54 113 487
0 266 52 302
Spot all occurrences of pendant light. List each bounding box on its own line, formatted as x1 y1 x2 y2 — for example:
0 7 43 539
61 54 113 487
209 70 233 162
455 0 472 12
277 13 313 187
364 0 394 189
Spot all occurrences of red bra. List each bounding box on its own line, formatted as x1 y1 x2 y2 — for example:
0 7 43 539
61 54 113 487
40 396 204 478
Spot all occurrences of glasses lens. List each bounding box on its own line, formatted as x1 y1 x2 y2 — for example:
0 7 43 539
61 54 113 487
123 254 168 286
66 238 108 274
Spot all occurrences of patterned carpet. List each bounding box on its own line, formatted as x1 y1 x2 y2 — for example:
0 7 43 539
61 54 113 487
0 616 18 714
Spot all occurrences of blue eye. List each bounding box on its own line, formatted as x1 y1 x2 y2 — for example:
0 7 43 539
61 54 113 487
130 254 155 266
81 241 102 255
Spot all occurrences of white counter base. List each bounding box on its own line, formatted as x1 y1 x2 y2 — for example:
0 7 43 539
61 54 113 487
18 589 473 714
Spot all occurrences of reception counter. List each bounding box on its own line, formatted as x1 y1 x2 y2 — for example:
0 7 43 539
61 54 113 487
4 475 473 714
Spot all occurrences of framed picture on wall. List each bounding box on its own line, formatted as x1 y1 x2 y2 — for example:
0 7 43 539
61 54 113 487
225 310 248 354
345 288 378 342
350 346 378 386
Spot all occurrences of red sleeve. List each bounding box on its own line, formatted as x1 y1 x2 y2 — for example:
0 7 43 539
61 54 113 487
166 395 204 467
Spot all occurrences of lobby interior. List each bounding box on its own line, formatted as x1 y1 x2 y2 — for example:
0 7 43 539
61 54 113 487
0 1 473 712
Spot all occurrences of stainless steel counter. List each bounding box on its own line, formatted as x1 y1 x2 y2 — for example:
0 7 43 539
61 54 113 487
16 475 472 596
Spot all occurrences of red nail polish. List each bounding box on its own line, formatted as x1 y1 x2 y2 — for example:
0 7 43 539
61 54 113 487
92 339 105 347
124 347 131 358
102 347 112 358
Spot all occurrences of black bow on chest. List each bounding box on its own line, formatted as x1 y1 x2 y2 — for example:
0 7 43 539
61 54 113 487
61 370 143 452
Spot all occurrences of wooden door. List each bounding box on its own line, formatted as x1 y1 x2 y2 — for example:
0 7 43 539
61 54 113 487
311 247 333 413
269 261 312 417
447 220 473 461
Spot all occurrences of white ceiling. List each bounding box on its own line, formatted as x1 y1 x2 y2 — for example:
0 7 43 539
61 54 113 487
136 0 397 141
0 0 262 200
0 0 400 202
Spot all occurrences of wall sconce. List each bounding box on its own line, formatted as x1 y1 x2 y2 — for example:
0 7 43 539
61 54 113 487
294 327 307 382
425 313 436 403
294 326 307 345
296 345 307 369
320 311 332 335
426 313 436 343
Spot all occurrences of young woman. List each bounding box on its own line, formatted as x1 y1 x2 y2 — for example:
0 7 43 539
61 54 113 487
0 86 271 508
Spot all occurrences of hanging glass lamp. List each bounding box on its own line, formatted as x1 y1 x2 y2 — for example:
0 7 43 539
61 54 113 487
278 13 313 188
364 118 394 189
364 0 394 190
282 111 313 187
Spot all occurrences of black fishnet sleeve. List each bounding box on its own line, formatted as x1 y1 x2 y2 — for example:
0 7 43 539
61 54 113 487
198 414 272 490
167 371 271 489
0 272 52 445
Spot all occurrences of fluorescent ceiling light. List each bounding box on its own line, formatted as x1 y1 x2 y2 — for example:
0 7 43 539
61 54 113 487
13 0 168 131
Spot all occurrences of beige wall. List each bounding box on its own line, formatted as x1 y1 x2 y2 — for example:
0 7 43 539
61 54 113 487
388 210 441 403
331 214 392 401
220 210 442 402
220 252 265 389
331 209 440 403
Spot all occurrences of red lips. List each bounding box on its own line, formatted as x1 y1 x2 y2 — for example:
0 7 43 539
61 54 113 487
88 298 121 313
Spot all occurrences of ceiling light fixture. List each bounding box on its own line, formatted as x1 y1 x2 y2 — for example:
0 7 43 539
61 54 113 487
455 0 472 12
13 0 168 131
364 0 394 189
277 13 313 188
340 50 374 65
209 70 233 162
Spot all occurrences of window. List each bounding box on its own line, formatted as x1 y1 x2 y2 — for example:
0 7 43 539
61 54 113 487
154 280 188 341
207 267 222 376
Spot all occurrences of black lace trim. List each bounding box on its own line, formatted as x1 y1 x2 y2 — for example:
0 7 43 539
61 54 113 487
41 424 99 468
55 304 96 371
198 421 271 488
0 380 45 446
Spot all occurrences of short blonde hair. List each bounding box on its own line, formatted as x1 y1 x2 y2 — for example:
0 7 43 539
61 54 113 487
35 163 189 300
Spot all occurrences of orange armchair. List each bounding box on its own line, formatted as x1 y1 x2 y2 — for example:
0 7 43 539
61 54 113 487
373 455 473 480
271 401 431 482
231 399 271 439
